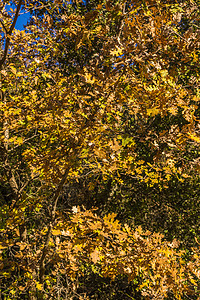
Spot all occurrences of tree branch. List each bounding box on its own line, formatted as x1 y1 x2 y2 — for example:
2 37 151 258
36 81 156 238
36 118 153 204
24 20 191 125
0 0 23 70
39 166 70 284
0 19 8 34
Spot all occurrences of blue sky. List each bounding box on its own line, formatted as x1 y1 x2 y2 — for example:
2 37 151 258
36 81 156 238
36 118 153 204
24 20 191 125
5 3 31 31
16 11 31 30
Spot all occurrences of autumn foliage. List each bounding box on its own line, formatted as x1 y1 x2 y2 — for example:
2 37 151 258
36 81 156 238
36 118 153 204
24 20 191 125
0 0 199 299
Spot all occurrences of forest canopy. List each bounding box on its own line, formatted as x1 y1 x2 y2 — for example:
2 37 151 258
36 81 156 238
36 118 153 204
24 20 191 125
0 0 200 299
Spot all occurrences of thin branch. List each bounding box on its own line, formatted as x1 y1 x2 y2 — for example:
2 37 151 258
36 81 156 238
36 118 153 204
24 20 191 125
0 19 8 34
19 174 40 194
116 2 126 47
8 0 23 35
8 133 39 151
165 25 188 43
39 166 70 284
38 100 101 284
0 0 23 69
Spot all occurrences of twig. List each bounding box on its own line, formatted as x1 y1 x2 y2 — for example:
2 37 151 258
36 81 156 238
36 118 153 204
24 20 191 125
8 133 39 151
0 19 8 34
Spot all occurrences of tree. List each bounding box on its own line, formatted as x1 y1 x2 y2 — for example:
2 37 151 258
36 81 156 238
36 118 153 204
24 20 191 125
0 0 199 299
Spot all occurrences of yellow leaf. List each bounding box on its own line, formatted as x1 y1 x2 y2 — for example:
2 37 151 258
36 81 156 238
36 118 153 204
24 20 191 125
111 47 123 56
160 69 168 78
147 107 160 116
36 282 43 291
168 107 178 115
90 248 100 264
10 66 17 75
15 137 23 145
52 229 61 236
85 72 95 84
0 244 7 250
1 70 7 76
188 133 200 143
16 242 27 251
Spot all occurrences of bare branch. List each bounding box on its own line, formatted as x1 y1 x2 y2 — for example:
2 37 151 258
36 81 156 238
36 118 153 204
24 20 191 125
0 0 23 69
0 19 8 34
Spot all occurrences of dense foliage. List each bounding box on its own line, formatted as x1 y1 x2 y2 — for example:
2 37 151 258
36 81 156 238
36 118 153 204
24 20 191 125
0 0 199 299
